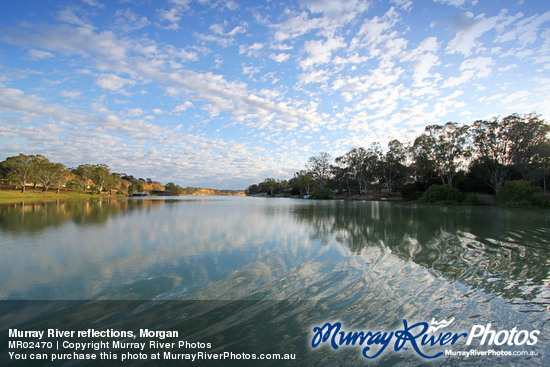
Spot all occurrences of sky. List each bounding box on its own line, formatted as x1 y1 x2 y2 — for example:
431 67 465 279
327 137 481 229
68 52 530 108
0 0 549 190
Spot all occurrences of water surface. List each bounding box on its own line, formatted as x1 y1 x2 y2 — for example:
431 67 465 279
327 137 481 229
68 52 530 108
1 197 548 366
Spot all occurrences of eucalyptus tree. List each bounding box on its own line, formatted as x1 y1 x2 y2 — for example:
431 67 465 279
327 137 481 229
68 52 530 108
289 170 315 196
335 147 370 195
105 173 121 195
378 140 407 194
410 133 437 189
530 142 550 194
91 164 112 193
472 114 550 196
72 164 94 191
306 152 332 188
36 159 67 192
0 154 43 193
507 114 550 175
165 182 184 195
425 122 471 186
51 165 70 194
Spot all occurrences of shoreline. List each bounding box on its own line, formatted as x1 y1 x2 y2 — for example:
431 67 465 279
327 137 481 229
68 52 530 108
0 189 245 204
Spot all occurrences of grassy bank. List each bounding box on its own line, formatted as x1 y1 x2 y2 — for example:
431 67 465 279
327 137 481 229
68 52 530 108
0 190 119 204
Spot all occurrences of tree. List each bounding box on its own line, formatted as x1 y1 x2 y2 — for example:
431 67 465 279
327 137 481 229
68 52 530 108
289 170 315 196
508 114 550 174
425 122 471 186
531 141 550 194
36 159 67 192
335 148 369 195
258 178 282 196
165 182 184 195
472 114 549 197
105 173 121 195
306 152 332 188
378 140 407 194
50 165 70 194
0 154 42 193
72 164 94 191
91 164 111 193
410 133 437 189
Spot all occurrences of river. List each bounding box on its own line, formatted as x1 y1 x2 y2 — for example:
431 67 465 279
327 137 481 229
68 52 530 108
0 196 548 366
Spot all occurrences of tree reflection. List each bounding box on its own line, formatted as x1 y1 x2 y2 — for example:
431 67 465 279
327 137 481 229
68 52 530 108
292 201 550 303
0 199 176 234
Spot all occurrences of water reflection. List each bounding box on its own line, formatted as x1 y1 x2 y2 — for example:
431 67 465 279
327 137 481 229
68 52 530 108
291 201 550 305
0 199 178 234
1 198 549 306
0 197 548 365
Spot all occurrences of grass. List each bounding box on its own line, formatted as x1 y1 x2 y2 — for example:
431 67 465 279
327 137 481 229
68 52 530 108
0 189 121 204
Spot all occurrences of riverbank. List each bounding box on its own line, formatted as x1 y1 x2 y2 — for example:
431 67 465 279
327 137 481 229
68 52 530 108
0 188 246 204
0 190 117 204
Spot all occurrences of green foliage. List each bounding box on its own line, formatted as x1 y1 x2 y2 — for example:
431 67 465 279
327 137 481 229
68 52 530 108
72 164 94 191
462 193 487 206
420 184 464 204
165 182 184 195
65 178 83 191
400 182 423 201
309 188 332 200
498 180 540 207
536 195 550 208
1 154 44 192
91 164 111 193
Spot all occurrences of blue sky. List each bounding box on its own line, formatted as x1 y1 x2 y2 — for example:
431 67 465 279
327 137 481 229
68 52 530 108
0 0 549 189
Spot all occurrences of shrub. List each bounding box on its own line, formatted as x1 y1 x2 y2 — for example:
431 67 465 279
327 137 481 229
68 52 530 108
535 195 550 208
498 180 539 207
420 184 464 204
309 188 332 200
463 193 487 206
400 182 423 201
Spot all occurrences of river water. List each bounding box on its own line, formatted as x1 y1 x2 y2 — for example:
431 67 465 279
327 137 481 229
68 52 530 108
0 196 548 366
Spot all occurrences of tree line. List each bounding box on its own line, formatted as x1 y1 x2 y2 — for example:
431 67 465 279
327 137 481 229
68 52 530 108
0 155 242 196
0 155 123 194
246 113 550 204
0 155 174 195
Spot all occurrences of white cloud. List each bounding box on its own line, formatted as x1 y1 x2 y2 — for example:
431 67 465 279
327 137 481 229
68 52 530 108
59 90 82 99
496 11 550 46
95 74 134 91
446 12 500 56
272 11 323 42
158 7 182 30
498 64 517 72
126 108 145 117
27 49 54 60
442 56 493 88
299 69 330 85
83 0 104 7
433 0 477 7
402 37 440 86
239 42 264 56
391 0 412 12
301 0 370 22
300 37 346 69
332 60 403 99
114 9 151 32
269 53 290 63
174 101 193 112
57 8 91 28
